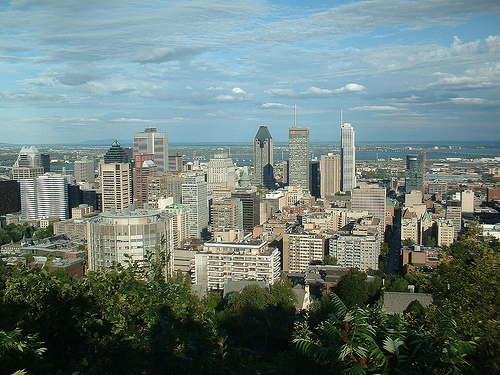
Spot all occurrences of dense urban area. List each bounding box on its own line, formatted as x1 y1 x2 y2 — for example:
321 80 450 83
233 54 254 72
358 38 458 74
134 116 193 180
0 127 499 374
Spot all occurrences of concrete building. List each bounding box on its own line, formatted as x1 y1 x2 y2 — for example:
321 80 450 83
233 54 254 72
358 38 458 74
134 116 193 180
320 153 341 198
288 127 310 193
329 231 380 271
100 163 131 211
210 198 243 231
133 154 157 209
20 174 69 221
74 158 95 183
54 218 90 241
231 189 260 231
162 205 190 248
436 218 455 247
283 233 325 273
461 190 474 215
253 125 275 189
207 153 236 193
133 127 169 174
406 154 424 194
12 146 44 181
194 232 281 291
351 185 386 237
182 174 209 238
87 208 173 273
341 123 356 192
71 204 94 219
446 200 462 239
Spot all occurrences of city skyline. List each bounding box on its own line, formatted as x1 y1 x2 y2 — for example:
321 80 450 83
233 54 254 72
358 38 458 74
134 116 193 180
0 1 499 144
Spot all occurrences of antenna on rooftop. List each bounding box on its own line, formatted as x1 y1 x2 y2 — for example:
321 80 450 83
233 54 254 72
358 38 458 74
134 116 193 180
294 103 297 127
340 109 343 126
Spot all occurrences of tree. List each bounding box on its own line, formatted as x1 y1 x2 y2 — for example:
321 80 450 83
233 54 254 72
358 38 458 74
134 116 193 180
335 269 371 308
323 254 337 265
402 238 415 246
430 221 500 371
294 294 476 375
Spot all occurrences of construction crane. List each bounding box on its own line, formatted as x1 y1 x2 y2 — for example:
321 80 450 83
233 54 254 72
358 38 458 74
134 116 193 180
422 149 430 194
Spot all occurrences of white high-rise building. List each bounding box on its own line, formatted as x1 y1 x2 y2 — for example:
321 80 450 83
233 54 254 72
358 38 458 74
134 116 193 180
288 127 310 192
133 127 169 174
182 174 209 238
283 233 325 273
329 232 380 271
194 233 281 291
207 153 236 193
341 123 356 192
20 174 68 221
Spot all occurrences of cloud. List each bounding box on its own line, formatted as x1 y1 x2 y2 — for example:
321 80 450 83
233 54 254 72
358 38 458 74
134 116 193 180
207 86 224 91
261 102 290 108
131 47 198 64
265 88 295 97
450 97 488 105
349 105 402 111
231 87 246 94
110 118 156 123
265 84 365 98
427 63 500 90
57 73 96 86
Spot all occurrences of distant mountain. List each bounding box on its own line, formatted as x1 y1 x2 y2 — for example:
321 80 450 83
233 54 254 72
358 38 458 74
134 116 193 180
78 139 133 147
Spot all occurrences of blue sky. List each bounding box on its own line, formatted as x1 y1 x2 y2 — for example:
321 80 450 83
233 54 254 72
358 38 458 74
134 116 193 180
0 0 499 145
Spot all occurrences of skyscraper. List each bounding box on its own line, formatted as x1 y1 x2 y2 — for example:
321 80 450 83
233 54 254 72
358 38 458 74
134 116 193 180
74 158 95 183
405 154 424 193
351 185 386 237
133 154 157 209
12 146 44 181
100 163 131 211
341 123 356 192
182 174 208 238
104 140 129 164
134 127 169 174
253 126 274 189
20 174 68 220
320 153 341 198
288 127 309 192
207 153 236 192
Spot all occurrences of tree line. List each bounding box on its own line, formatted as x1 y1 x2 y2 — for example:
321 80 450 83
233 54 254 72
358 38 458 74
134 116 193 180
0 222 498 374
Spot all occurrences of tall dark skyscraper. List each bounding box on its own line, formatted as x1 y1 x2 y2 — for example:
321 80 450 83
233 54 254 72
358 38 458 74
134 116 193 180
406 154 424 193
289 127 310 193
253 126 274 189
104 140 129 164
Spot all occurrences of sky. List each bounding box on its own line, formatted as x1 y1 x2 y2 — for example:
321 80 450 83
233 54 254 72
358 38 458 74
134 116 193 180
0 0 499 145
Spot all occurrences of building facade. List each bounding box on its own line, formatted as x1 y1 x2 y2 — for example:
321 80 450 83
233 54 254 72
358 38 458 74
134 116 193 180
133 154 157 209
207 153 236 192
87 208 173 273
253 126 274 189
133 127 169 174
329 232 380 271
182 174 209 238
283 233 325 273
12 146 44 181
194 234 281 291
288 127 310 192
100 163 131 211
406 154 424 194
341 123 356 192
20 174 69 221
74 158 95 183
320 153 341 198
